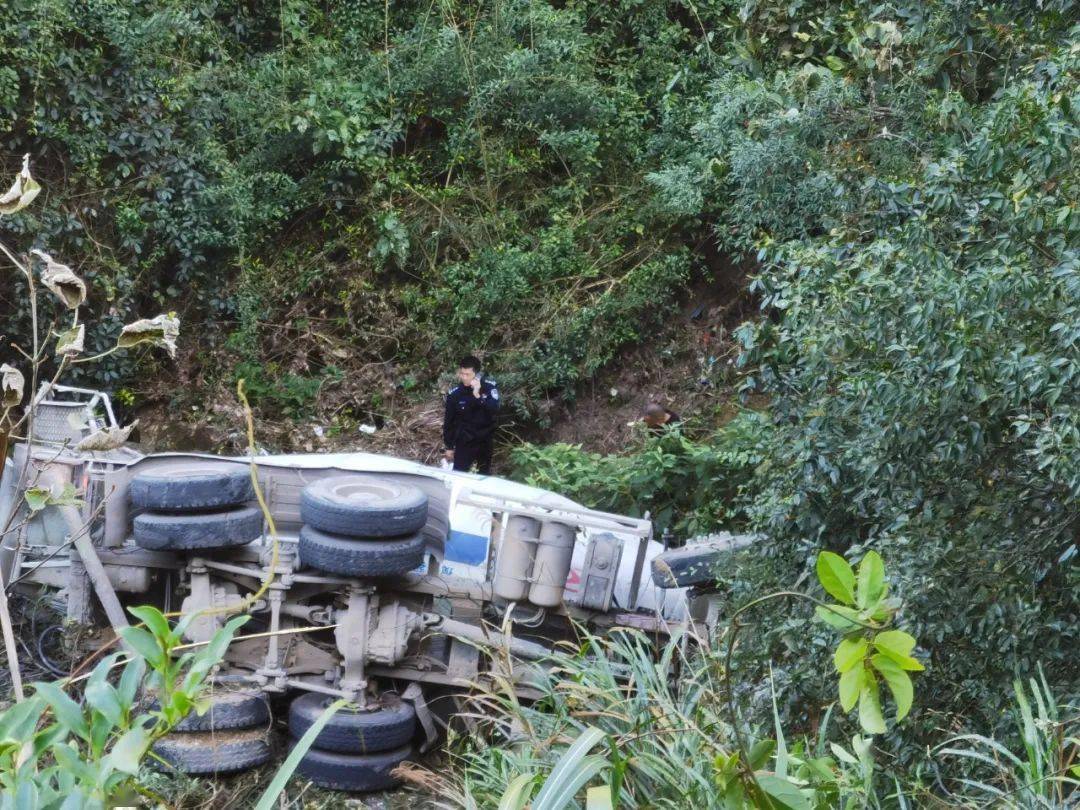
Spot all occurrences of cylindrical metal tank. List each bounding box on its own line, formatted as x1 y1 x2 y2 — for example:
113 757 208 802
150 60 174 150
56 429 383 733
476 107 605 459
493 515 540 601
528 521 575 607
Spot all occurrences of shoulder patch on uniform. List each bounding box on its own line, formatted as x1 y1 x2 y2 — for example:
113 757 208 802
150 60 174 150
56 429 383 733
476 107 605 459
449 385 462 394
491 388 499 400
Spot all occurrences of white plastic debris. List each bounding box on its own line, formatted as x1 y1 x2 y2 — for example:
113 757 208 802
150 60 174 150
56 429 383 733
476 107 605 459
359 424 377 435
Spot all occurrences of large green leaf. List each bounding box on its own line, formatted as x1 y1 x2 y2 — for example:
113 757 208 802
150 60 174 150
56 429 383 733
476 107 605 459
839 665 863 712
816 552 856 605
105 725 150 776
118 626 165 668
833 638 868 673
871 655 914 722
873 631 923 671
14 778 40 810
723 776 747 809
770 669 788 780
58 790 89 810
533 727 608 810
32 682 90 741
89 710 114 757
128 605 173 645
85 663 123 728
829 743 859 765
498 774 537 810
0 696 46 743
855 551 885 610
748 739 776 770
50 742 98 784
204 615 249 663
756 774 811 810
815 604 861 632
858 678 887 735
118 658 147 711
872 630 915 657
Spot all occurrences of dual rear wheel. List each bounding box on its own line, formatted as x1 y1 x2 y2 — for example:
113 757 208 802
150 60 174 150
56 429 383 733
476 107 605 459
288 692 417 792
131 468 261 552
297 476 429 577
151 690 416 793
151 691 272 775
129 468 431 579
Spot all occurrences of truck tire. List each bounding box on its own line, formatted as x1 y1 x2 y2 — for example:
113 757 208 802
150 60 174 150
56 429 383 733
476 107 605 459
300 477 428 538
293 744 412 792
298 526 425 577
151 728 272 775
289 692 416 754
155 691 270 733
130 468 253 512
134 506 263 551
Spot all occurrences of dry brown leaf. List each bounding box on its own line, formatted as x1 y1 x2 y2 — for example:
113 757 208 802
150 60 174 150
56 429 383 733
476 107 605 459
55 323 85 357
117 313 180 358
0 154 41 215
1 363 24 407
76 420 138 452
31 249 87 310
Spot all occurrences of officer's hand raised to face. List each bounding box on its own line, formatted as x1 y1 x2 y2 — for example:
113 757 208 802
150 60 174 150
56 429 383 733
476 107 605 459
470 377 482 397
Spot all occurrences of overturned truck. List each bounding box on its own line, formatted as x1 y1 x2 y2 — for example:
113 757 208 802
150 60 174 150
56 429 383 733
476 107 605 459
0 385 727 792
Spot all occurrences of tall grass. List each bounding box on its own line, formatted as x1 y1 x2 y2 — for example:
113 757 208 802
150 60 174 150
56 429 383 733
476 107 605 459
426 628 1078 809
937 669 1079 808
429 627 894 809
437 628 731 808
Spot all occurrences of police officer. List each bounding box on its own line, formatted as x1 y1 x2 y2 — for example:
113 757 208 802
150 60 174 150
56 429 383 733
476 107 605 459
443 355 500 474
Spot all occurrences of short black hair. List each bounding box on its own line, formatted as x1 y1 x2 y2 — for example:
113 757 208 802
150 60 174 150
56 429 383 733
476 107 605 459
458 354 482 372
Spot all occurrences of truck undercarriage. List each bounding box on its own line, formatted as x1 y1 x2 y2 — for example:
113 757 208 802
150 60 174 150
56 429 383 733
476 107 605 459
0 385 713 791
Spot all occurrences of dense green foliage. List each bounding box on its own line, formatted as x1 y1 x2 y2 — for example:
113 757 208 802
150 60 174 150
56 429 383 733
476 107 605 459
445 627 1076 808
701 5 1080 758
511 413 765 534
0 0 706 416
1 0 1077 793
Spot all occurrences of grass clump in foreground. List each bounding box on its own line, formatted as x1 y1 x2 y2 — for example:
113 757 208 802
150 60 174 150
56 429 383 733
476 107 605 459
422 552 1078 809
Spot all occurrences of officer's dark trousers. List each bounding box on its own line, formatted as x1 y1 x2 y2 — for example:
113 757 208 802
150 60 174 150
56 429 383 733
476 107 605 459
453 439 493 475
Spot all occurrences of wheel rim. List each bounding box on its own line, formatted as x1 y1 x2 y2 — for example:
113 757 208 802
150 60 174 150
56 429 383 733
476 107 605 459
327 480 400 504
318 693 401 714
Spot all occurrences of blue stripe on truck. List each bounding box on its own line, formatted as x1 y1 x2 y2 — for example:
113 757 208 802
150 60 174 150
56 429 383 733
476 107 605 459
445 529 489 565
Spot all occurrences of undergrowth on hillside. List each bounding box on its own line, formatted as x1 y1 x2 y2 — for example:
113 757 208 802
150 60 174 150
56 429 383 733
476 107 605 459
511 411 766 536
0 0 706 420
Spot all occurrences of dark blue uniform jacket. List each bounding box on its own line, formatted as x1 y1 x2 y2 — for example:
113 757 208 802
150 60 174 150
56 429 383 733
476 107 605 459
443 378 500 450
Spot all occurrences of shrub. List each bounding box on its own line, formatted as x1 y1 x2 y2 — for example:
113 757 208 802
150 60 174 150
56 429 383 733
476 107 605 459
510 411 766 536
